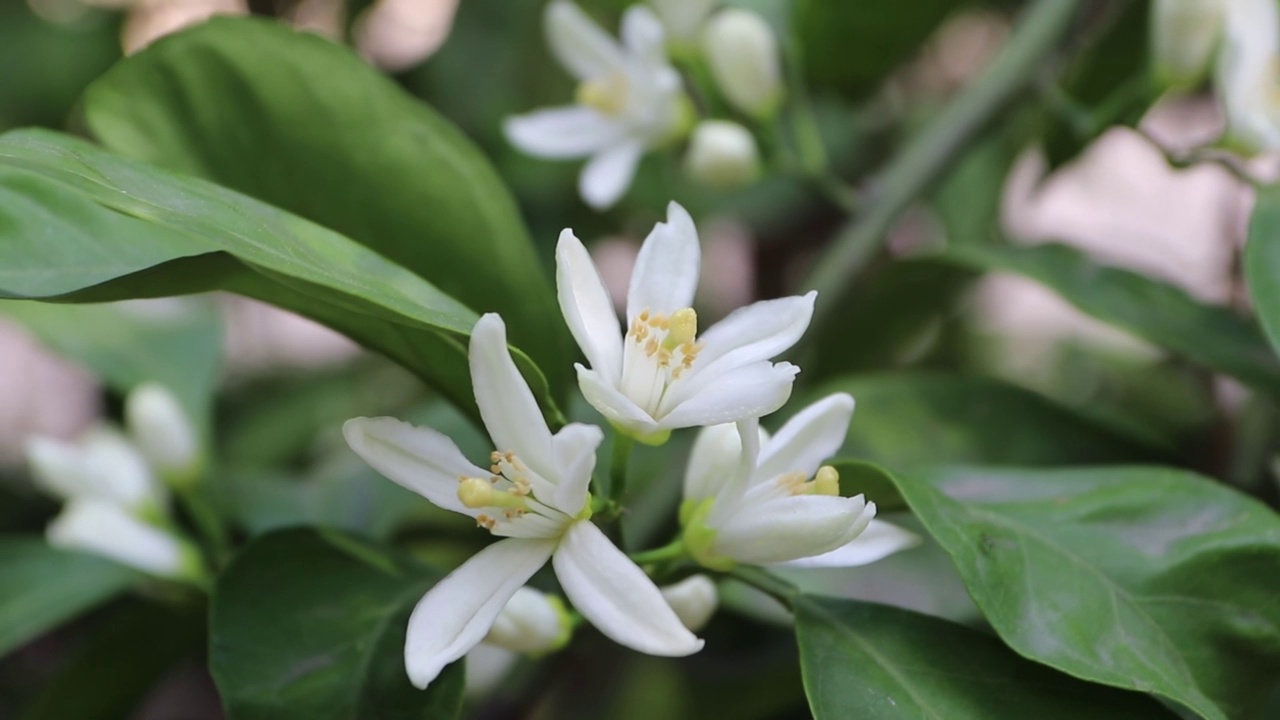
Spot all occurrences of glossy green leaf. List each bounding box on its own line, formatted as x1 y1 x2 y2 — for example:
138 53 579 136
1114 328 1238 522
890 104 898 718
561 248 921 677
944 242 1280 398
812 372 1165 468
1245 183 1280 362
210 528 462 720
896 466 1280 720
0 537 138 658
0 128 557 423
795 595 1176 719
83 17 570 399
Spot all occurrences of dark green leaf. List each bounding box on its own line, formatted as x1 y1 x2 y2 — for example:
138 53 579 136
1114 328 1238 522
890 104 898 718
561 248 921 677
210 528 462 720
795 595 1177 719
1245 184 1280 363
0 537 138 658
896 465 1280 720
83 17 571 400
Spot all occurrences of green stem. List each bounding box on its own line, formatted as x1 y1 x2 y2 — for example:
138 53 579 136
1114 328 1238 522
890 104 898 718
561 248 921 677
727 565 800 610
628 538 686 565
178 484 229 568
608 432 634 505
800 0 1081 334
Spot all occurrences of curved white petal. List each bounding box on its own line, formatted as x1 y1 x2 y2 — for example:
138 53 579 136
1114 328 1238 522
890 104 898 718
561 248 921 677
659 575 718 632
579 141 644 210
343 417 486 516
777 519 921 569
626 201 700 321
504 107 624 159
82 428 160 510
544 0 626 79
684 423 744 502
713 495 874 565
470 314 558 484
658 361 798 430
692 292 816 380
620 5 666 67
556 230 623 384
47 499 187 578
575 364 661 435
553 521 703 656
551 422 604 515
756 393 854 484
404 538 555 689
26 437 93 502
1218 0 1280 151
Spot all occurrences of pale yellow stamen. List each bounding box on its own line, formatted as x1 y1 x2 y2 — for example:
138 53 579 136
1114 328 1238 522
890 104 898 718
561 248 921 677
813 466 841 496
458 476 530 510
666 308 697 348
576 73 630 116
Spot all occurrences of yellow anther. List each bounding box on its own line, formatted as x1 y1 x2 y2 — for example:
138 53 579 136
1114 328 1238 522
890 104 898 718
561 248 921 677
645 337 659 357
576 74 629 116
475 514 497 530
813 466 841 496
666 308 698 347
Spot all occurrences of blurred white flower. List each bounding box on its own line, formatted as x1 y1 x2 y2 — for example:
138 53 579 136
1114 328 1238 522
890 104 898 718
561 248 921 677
701 9 783 118
660 575 717 631
0 320 99 467
47 498 201 580
648 0 716 42
463 643 518 697
355 0 461 71
1216 0 1280 153
343 314 701 690
505 1 689 209
26 427 164 515
1153 0 1225 89
556 202 812 443
126 382 202 488
681 394 919 569
684 120 761 189
483 586 573 655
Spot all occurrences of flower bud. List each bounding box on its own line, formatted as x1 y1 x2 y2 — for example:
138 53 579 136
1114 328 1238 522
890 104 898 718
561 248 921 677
1216 0 1280 153
648 0 717 42
126 383 202 488
1152 0 1225 89
483 587 573 655
26 428 162 513
684 121 762 189
47 499 203 582
702 9 784 118
660 575 718 631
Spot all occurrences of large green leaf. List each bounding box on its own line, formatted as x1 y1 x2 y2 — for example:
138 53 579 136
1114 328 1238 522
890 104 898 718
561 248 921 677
1246 184 1280 361
795 595 1176 719
943 242 1280 398
0 128 557 423
894 466 1280 720
210 528 462 720
82 17 570 399
0 537 138 658
813 372 1166 468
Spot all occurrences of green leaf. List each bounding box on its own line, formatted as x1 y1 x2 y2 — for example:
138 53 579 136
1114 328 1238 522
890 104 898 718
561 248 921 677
0 128 557 423
210 528 462 720
894 465 1280 720
0 537 138 658
813 372 1166 468
82 17 570 400
1 299 222 429
943 242 1280 397
794 595 1177 719
1245 184 1280 362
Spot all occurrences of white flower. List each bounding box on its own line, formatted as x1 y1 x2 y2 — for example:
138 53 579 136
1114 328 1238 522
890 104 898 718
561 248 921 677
1217 0 1280 152
504 1 689 209
463 644 518 697
25 427 163 514
343 313 702 690
483 586 573 655
47 498 201 580
1152 0 1225 88
680 393 919 569
126 382 202 487
684 120 761 189
556 201 814 442
701 9 784 118
648 0 717 41
660 575 718 631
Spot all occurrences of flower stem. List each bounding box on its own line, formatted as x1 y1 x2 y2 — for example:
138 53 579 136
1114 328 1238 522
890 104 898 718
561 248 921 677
608 432 635 505
178 484 230 569
727 566 799 610
628 538 686 565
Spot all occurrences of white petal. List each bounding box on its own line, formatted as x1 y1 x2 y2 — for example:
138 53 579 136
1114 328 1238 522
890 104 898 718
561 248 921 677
81 427 162 510
579 141 644 210
470 314 559 484
343 417 486 516
26 436 93 501
756 393 854 483
504 107 624 159
620 5 666 66
404 538 555 689
556 230 623 384
626 201 700 321
47 499 188 578
658 361 798 429
659 575 718 632
575 364 661 436
553 521 703 656
684 423 744 502
545 0 626 80
714 495 874 565
550 422 604 515
691 292 816 380
777 519 921 569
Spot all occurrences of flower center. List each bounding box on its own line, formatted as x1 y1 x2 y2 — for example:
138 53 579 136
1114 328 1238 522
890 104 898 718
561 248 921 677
619 307 703 416
457 451 567 533
779 465 841 496
576 73 631 116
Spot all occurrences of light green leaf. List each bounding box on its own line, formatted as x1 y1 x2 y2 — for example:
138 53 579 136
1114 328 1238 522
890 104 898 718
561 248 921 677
0 537 138 658
1245 184 1280 362
795 595 1177 719
83 16 571 400
897 465 1280 720
210 528 462 720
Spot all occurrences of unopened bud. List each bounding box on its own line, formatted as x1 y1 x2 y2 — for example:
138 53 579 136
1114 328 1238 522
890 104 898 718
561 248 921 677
47 499 203 582
684 121 761 189
126 383 202 488
1152 0 1224 89
702 9 784 118
26 429 162 512
660 575 718 631
648 0 717 42
484 587 573 655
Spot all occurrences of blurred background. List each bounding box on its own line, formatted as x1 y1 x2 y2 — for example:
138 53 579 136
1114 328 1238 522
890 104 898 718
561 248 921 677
0 0 1271 718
